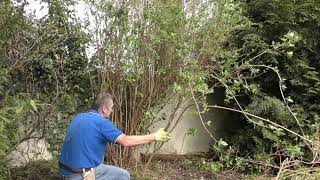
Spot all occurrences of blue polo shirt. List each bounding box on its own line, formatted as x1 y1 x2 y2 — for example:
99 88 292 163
59 109 123 175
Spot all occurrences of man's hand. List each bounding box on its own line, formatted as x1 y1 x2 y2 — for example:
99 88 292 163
154 128 171 142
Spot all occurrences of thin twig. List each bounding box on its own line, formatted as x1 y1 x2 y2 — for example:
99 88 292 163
207 105 320 147
189 83 217 142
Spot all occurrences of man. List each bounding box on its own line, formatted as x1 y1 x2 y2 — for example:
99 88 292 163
59 92 171 180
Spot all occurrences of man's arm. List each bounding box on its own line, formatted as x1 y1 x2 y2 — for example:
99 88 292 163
116 128 171 147
116 134 155 147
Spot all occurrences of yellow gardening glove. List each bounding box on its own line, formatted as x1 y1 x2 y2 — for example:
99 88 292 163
154 128 171 142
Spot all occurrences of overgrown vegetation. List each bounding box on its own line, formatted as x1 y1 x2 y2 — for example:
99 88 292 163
0 0 319 179
205 0 320 178
0 0 243 178
0 0 91 178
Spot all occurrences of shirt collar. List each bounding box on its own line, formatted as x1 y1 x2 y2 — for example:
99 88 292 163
88 109 108 119
89 109 99 114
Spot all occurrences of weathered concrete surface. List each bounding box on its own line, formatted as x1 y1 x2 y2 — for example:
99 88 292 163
7 138 53 167
143 88 234 155
6 89 236 166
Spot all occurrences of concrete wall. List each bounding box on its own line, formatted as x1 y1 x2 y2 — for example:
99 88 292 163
7 138 53 167
7 88 235 166
144 88 233 154
6 119 53 167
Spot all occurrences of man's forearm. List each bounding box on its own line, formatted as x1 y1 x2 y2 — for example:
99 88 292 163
117 134 156 147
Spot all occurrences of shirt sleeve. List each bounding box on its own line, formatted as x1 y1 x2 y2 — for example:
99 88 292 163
100 120 124 144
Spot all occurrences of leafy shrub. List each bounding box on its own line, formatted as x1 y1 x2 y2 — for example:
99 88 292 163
208 0 320 175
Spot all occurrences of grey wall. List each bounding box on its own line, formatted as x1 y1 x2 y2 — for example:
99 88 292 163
7 138 52 167
7 88 237 167
143 88 233 155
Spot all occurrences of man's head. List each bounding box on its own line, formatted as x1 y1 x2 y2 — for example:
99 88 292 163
92 92 114 118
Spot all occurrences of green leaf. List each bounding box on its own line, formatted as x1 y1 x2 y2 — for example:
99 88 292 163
286 145 303 156
30 100 38 112
15 105 24 115
218 139 228 146
261 129 279 142
145 111 156 119
187 128 197 136
287 96 294 103
0 114 9 123
210 162 223 172
173 82 182 92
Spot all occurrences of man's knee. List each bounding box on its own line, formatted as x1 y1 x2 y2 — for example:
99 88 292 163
118 168 130 179
123 169 130 179
95 164 130 179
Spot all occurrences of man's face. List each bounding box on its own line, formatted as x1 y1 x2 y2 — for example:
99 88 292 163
102 100 113 119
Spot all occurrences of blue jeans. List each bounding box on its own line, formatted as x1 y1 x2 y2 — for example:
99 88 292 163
61 164 130 180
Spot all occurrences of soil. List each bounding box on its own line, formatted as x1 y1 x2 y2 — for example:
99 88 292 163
12 155 244 180
127 155 240 180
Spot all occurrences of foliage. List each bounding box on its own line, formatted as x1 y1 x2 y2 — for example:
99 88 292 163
0 0 91 178
207 0 320 175
1 0 319 178
10 159 60 180
0 0 246 177
84 0 247 167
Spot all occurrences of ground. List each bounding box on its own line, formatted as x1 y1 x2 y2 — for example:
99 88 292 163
10 156 272 180
126 154 245 180
128 157 218 180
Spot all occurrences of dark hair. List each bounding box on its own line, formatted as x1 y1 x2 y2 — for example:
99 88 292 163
92 92 113 110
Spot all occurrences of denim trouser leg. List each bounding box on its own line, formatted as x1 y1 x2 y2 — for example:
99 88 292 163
95 164 130 180
62 164 130 180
